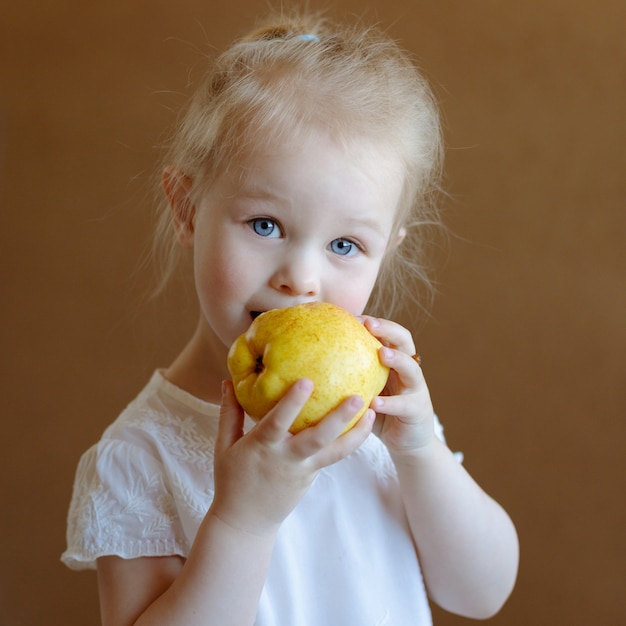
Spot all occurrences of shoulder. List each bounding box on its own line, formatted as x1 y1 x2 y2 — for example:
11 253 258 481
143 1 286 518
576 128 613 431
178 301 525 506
102 371 220 468
62 372 220 569
78 371 221 502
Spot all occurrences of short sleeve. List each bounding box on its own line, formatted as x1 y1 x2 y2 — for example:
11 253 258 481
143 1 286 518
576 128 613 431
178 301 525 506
433 414 464 463
61 439 188 570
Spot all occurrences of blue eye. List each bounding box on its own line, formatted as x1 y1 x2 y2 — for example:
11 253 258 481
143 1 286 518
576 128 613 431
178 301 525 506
329 238 358 256
250 218 280 238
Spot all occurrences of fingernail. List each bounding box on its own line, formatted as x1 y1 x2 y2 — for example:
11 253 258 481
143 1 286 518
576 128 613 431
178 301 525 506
349 395 364 410
381 347 394 360
296 378 314 392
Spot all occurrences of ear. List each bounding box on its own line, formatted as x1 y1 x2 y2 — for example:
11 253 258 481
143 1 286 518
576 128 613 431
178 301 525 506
162 166 195 248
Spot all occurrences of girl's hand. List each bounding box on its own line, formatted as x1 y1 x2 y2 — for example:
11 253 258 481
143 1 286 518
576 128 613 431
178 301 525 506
210 380 374 537
361 316 437 456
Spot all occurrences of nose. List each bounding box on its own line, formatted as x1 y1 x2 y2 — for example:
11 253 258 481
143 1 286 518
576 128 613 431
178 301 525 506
270 251 320 297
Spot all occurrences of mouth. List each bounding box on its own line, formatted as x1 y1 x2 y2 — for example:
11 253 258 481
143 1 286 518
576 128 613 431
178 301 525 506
250 302 318 322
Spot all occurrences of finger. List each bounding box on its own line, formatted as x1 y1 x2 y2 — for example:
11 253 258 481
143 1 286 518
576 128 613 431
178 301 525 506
372 392 433 420
372 353 434 418
289 395 365 459
309 408 376 469
254 378 314 443
361 316 416 355
215 380 246 455
379 347 423 390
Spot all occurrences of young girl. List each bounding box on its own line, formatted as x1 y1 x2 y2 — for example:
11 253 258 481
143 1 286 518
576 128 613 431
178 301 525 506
62 12 518 626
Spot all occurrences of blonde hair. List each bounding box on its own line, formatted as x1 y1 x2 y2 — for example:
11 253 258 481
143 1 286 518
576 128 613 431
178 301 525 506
154 11 444 318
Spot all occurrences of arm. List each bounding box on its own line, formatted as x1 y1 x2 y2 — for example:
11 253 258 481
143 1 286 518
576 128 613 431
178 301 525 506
390 439 519 618
97 379 374 626
364 317 519 619
98 513 277 626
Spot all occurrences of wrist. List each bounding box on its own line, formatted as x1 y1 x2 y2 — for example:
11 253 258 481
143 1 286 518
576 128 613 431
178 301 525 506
390 435 449 469
206 501 282 541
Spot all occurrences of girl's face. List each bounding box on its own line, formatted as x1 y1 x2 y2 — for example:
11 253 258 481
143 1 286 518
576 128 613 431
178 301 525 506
189 130 405 350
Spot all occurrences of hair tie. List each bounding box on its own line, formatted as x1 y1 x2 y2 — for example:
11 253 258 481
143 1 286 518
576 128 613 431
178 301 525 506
298 33 320 42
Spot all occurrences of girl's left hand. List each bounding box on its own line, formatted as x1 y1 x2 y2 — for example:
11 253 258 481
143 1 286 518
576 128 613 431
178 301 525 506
361 316 437 456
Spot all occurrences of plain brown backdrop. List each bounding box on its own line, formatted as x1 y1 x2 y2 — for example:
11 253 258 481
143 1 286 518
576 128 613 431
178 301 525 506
1 1 624 624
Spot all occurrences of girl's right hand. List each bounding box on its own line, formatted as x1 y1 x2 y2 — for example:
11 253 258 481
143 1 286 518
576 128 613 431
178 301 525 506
210 379 374 536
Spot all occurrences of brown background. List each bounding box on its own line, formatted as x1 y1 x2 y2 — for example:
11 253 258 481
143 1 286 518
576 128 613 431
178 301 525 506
1 1 624 624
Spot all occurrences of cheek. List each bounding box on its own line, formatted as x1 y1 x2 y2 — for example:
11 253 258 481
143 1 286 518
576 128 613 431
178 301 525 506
194 245 243 299
326 264 382 315
192 245 259 345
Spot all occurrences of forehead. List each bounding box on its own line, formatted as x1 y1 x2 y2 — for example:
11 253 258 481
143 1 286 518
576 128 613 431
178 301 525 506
236 124 403 185
231 129 405 220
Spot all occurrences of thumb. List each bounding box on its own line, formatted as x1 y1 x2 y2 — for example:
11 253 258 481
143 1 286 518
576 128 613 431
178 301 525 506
215 380 245 455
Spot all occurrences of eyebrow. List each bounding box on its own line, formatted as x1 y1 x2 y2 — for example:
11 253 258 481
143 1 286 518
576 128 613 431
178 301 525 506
343 215 392 239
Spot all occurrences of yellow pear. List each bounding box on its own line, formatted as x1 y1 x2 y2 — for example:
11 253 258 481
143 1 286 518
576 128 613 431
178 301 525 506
227 302 389 434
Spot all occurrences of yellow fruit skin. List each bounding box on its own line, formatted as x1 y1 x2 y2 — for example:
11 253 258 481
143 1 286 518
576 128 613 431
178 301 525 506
227 302 389 433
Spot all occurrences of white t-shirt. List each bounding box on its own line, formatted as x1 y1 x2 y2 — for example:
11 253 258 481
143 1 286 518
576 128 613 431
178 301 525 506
63 371 445 625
